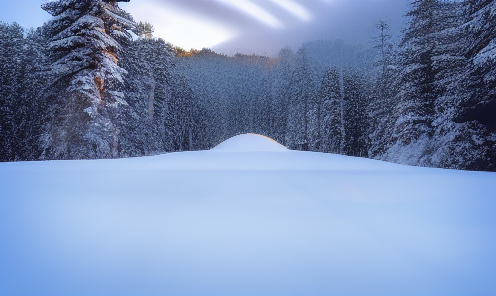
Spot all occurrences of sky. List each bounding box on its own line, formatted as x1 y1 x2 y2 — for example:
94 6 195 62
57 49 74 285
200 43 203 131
0 0 409 56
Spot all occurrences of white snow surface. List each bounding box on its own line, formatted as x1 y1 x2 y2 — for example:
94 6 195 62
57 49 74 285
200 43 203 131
212 133 289 152
1 134 495 296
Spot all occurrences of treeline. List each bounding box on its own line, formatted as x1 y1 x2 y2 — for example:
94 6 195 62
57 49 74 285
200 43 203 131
178 0 496 171
0 0 495 171
178 41 369 155
0 0 209 161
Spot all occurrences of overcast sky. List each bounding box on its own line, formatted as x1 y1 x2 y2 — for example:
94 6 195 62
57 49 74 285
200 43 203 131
0 0 410 56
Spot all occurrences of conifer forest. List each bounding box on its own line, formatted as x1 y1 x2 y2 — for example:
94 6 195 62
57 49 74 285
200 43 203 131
0 0 495 171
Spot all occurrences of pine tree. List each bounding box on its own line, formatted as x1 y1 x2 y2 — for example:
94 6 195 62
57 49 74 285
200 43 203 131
13 28 50 161
40 0 135 160
287 47 315 151
460 0 496 137
255 74 273 138
119 37 174 156
385 0 443 164
442 0 496 170
423 0 468 169
269 46 294 145
166 73 196 152
319 67 343 153
368 20 397 158
342 69 369 157
134 21 154 39
0 22 25 161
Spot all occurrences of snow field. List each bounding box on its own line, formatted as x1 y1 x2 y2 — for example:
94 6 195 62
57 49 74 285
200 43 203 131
0 134 495 296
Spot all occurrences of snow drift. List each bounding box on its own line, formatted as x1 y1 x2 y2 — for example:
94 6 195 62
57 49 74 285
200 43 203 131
0 136 495 296
211 133 288 152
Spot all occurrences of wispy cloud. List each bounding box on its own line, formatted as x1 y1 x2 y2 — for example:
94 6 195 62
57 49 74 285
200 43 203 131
119 0 409 54
215 0 283 28
123 0 238 50
268 0 312 22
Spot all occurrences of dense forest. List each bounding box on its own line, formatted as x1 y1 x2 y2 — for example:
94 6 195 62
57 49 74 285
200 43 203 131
0 0 495 171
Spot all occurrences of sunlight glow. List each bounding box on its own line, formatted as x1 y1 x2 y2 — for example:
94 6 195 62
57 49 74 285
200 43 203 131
215 0 283 28
123 2 237 50
268 0 312 22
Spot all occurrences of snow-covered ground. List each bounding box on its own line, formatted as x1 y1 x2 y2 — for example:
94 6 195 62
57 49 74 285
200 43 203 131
1 134 495 296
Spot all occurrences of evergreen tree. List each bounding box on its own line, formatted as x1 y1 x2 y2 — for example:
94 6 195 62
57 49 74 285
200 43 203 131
0 22 25 161
268 46 294 145
14 28 50 161
287 47 315 151
134 21 154 39
255 74 273 138
342 69 369 157
319 67 343 153
119 37 174 156
460 0 496 165
368 20 397 158
168 74 196 152
40 0 135 160
437 0 496 170
424 0 469 169
386 0 442 164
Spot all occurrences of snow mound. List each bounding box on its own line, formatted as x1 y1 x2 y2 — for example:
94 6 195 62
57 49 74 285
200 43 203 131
211 133 288 152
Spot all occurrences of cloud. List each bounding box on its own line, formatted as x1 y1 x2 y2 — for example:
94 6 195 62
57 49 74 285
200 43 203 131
122 0 238 50
211 0 410 56
0 0 409 54
215 0 283 28
268 0 312 22
125 0 268 30
122 0 321 50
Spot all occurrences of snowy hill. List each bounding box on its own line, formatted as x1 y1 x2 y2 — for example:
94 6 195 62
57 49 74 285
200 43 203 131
211 133 289 152
1 134 495 296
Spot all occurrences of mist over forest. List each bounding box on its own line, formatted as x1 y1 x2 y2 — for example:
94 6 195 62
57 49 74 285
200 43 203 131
0 0 495 171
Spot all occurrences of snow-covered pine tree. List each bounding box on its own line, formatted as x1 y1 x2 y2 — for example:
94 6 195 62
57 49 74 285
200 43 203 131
255 73 274 138
443 0 496 171
287 47 315 151
0 22 10 161
422 0 468 169
13 28 50 161
188 99 209 151
463 0 496 169
0 22 25 161
373 21 394 94
177 49 226 147
409 0 496 171
319 67 343 154
134 21 154 39
385 0 443 165
40 0 134 160
165 73 196 152
342 68 369 157
119 37 175 156
368 20 397 159
267 46 294 145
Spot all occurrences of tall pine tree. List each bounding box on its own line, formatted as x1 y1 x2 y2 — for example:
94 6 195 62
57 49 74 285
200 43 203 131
368 20 397 159
446 0 496 170
287 47 315 151
386 0 442 164
0 22 25 161
318 67 343 154
40 0 134 160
